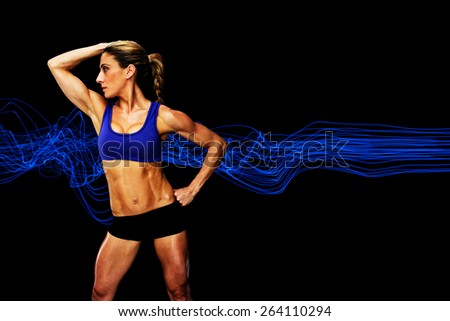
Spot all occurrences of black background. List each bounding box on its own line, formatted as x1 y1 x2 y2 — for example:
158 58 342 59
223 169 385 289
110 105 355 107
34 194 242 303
0 5 448 300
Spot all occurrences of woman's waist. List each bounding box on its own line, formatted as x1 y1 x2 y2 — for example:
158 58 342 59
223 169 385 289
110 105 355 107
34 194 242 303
106 170 175 216
110 194 176 217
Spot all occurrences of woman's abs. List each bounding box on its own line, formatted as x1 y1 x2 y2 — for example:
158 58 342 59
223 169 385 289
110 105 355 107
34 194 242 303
103 161 175 216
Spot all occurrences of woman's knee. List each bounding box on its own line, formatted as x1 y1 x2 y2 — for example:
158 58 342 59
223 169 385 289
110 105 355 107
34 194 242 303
92 281 117 301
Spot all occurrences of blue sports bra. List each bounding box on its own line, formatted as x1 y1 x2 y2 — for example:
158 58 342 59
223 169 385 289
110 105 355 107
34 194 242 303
98 101 162 162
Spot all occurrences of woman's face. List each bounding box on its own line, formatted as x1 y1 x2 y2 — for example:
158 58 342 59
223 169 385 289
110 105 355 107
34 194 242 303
96 53 128 98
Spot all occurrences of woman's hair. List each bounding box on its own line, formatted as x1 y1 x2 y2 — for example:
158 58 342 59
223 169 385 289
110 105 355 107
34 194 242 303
104 40 165 103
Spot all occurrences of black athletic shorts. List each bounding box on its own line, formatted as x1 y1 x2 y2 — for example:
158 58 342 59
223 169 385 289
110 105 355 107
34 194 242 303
108 202 187 241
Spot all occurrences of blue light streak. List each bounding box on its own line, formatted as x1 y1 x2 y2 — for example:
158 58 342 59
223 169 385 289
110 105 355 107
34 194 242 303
2 98 450 224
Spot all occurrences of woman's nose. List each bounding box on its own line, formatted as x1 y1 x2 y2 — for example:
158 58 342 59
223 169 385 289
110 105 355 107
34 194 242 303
96 73 103 83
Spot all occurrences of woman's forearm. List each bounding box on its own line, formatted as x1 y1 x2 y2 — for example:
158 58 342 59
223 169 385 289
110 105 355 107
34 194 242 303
47 43 109 70
189 139 227 193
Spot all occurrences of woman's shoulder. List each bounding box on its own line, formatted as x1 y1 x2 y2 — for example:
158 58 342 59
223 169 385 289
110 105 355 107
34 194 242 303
158 104 191 119
157 104 194 131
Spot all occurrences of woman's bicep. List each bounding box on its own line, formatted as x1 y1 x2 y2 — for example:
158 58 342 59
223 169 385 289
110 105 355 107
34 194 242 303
162 108 225 148
179 122 225 150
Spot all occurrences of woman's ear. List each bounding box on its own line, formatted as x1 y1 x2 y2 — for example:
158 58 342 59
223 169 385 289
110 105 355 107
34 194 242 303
125 64 136 79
